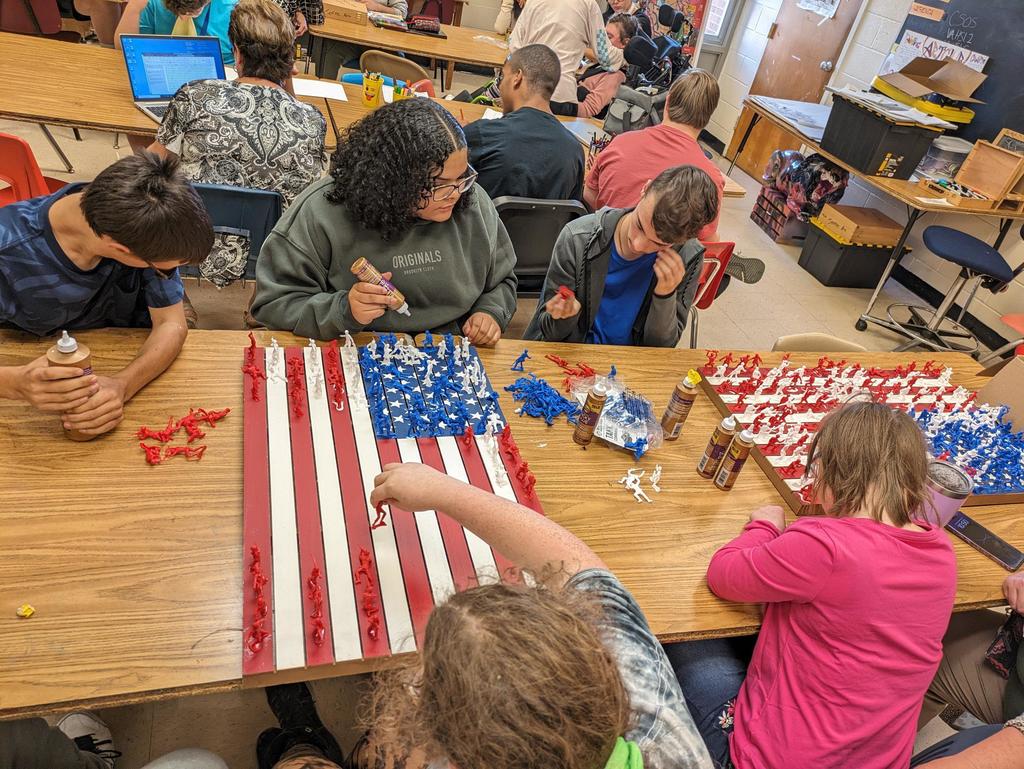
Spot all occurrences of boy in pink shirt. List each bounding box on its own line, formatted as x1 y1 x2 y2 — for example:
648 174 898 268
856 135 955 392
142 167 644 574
585 68 724 241
667 401 957 769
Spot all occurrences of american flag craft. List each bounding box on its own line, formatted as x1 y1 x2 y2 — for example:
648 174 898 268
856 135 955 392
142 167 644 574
241 332 540 676
694 351 1019 509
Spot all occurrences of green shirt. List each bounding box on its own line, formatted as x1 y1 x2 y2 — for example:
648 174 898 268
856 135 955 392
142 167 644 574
252 179 518 340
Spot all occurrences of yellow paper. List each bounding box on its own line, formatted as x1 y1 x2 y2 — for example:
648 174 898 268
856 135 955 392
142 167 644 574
171 14 198 36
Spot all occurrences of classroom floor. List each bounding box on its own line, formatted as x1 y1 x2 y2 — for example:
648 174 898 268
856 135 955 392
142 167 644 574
1 71 966 766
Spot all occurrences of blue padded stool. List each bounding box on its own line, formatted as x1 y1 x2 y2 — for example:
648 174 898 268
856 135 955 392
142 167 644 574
886 225 1014 353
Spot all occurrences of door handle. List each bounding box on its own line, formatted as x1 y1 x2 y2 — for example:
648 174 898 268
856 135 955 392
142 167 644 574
820 60 834 72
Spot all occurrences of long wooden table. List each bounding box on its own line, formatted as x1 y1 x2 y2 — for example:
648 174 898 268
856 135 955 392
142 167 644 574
733 96 1024 341
308 16 508 90
0 33 601 156
0 329 1018 718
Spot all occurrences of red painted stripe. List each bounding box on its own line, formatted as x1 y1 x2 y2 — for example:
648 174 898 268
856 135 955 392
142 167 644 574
323 353 390 659
416 439 480 592
376 439 435 646
242 352 274 675
454 437 519 581
497 433 546 517
284 348 334 668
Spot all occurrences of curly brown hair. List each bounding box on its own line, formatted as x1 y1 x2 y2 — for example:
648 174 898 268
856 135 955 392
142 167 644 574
228 0 295 84
162 0 209 18
363 581 631 769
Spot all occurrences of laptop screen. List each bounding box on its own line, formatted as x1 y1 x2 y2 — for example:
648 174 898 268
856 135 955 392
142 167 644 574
121 35 225 102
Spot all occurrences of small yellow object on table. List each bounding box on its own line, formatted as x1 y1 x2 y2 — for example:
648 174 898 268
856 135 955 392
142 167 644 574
16 603 35 619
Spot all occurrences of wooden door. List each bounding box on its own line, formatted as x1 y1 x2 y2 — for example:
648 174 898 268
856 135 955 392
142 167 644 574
726 0 864 178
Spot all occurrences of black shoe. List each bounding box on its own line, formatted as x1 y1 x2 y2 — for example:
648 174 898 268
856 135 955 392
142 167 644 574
263 683 345 765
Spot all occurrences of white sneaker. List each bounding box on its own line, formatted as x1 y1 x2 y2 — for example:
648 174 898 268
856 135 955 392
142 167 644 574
56 711 121 769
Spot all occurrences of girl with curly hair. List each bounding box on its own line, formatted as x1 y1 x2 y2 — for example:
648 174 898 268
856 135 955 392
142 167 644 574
252 99 517 344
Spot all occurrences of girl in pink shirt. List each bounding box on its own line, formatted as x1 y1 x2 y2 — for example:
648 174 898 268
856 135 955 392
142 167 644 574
667 401 957 769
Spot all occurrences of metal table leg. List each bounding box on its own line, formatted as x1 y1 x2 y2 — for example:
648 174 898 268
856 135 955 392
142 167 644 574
954 217 1014 324
855 206 924 334
726 111 761 176
39 124 73 173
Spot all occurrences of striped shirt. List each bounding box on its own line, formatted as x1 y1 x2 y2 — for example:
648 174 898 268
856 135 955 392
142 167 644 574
0 184 183 336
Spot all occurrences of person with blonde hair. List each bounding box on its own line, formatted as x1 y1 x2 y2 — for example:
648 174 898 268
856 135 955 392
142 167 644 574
146 0 326 293
666 401 957 769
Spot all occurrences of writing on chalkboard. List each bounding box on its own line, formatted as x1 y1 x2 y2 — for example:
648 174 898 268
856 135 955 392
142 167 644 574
994 129 1024 155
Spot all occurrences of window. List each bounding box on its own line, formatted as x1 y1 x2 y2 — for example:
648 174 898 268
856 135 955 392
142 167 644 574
702 0 740 48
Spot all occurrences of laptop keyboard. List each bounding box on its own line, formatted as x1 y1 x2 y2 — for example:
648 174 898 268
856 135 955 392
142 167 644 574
147 104 169 119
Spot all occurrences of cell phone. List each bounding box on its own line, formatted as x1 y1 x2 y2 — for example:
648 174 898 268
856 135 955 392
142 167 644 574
945 512 1024 572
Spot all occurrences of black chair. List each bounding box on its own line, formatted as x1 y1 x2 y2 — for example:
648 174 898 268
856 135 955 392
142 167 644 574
492 196 589 298
186 183 284 282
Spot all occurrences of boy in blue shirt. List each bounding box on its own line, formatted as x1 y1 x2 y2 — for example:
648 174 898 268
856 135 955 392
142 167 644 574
525 165 719 347
116 0 240 65
0 153 213 438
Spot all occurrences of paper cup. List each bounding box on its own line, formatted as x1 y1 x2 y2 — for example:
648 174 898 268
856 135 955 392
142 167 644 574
923 460 973 526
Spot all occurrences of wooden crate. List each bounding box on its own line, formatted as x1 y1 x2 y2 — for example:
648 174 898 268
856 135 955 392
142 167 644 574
917 179 997 211
955 140 1024 202
815 204 903 247
323 0 367 24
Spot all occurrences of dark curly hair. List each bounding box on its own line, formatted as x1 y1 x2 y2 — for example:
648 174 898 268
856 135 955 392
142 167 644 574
162 0 208 18
327 99 469 241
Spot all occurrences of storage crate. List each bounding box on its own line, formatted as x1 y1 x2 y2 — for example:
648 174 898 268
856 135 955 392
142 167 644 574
815 204 902 247
820 95 940 180
798 218 908 289
750 187 807 244
323 0 367 24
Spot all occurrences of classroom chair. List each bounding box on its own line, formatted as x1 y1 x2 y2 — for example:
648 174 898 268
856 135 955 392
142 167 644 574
886 225 1016 354
491 196 589 298
185 184 283 282
771 332 867 353
976 314 1024 365
687 241 734 348
0 133 66 206
358 51 436 97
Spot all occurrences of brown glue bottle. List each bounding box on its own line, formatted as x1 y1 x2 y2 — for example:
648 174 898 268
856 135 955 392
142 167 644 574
661 369 701 441
573 380 608 446
714 429 755 490
46 330 94 442
696 415 737 478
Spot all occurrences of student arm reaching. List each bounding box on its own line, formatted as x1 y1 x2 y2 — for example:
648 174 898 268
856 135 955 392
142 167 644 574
114 0 148 47
371 462 606 584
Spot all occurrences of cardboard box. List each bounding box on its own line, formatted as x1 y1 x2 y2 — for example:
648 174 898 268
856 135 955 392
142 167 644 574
323 0 367 24
815 204 903 247
877 56 986 105
977 356 1024 430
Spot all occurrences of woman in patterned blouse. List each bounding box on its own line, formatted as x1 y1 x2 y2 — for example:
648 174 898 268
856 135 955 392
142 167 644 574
147 0 327 293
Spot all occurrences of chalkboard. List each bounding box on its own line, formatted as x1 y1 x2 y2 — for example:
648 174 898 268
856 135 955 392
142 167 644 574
994 129 1024 155
893 0 1024 143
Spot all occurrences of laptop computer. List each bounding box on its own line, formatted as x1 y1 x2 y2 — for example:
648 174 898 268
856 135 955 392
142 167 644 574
120 35 225 123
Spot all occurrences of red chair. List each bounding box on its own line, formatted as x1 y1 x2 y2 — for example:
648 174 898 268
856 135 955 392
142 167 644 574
0 133 66 206
977 313 1024 365
688 241 735 348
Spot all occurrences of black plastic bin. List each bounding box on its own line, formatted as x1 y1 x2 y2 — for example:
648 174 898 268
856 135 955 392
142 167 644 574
820 95 940 180
798 219 908 289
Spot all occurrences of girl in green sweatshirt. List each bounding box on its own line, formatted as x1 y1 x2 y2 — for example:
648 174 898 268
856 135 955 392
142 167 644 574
251 99 518 343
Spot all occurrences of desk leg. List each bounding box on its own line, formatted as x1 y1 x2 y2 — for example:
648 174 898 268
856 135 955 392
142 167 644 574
445 59 454 91
311 33 326 79
855 207 924 333
726 112 760 177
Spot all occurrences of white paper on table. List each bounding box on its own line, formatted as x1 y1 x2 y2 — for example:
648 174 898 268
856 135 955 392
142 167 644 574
482 108 502 120
378 85 430 104
293 78 349 101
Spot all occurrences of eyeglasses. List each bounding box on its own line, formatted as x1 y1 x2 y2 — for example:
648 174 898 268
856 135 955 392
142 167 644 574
427 165 478 202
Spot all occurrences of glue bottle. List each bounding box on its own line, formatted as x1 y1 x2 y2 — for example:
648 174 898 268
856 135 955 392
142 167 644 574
573 381 608 446
46 330 93 442
714 429 755 490
697 415 737 478
350 257 411 316
661 369 701 441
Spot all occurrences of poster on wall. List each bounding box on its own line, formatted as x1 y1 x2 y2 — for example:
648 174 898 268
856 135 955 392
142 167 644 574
797 0 840 20
641 0 709 57
880 29 990 75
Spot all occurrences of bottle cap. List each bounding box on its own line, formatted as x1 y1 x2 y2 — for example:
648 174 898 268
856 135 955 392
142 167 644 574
722 416 737 430
738 429 755 443
396 302 411 316
684 369 702 387
56 330 78 353
592 381 608 396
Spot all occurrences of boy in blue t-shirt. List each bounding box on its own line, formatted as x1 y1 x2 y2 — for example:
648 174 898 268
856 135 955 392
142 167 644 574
0 153 213 438
525 165 719 348
116 0 240 65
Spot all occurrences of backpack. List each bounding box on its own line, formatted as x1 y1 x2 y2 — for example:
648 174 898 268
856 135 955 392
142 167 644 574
603 86 666 136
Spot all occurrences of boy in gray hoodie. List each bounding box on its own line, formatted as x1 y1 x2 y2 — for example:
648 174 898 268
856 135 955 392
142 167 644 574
252 99 517 344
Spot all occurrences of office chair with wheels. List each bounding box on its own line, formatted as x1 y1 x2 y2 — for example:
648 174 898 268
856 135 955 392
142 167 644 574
492 196 589 298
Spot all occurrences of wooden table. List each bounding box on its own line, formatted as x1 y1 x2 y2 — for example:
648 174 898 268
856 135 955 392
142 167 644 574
733 96 1024 340
1 329 1018 718
0 33 598 156
308 17 507 90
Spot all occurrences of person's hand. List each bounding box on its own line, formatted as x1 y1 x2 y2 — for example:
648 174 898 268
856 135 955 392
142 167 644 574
62 375 127 437
749 505 786 532
653 247 686 296
462 312 501 346
1004 572 1024 614
544 291 581 320
293 9 307 35
15 356 99 413
350 273 397 325
371 462 462 512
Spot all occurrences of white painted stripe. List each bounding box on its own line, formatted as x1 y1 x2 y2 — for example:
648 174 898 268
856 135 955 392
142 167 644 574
436 437 499 585
265 347 305 671
339 350 416 655
304 346 362 663
395 438 456 605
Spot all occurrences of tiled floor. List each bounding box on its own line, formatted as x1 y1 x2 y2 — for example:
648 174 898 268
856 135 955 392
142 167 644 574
1 67 967 768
